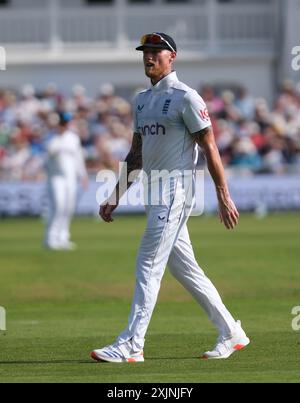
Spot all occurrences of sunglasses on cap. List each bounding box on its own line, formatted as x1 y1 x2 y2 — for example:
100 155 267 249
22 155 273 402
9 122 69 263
140 33 176 53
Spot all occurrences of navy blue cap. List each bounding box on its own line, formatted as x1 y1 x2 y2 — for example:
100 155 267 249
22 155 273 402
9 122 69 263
58 111 73 126
136 33 177 53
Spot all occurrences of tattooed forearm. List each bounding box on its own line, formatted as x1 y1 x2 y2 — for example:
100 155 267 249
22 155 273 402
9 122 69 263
125 133 143 174
99 134 143 218
114 133 143 201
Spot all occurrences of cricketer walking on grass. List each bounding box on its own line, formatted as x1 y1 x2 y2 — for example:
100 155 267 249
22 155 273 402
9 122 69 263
92 33 250 362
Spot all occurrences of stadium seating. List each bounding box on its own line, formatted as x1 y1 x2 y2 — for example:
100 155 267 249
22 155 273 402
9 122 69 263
0 80 299 181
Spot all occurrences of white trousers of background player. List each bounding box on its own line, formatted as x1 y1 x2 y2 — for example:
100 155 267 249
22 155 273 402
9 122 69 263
117 180 237 352
46 176 77 247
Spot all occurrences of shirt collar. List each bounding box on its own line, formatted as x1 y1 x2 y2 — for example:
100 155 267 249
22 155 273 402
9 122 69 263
151 71 178 93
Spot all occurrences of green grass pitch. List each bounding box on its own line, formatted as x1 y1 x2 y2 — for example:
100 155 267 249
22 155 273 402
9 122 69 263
0 213 299 383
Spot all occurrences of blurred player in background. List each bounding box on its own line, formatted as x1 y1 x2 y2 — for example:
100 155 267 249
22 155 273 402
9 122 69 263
92 33 250 362
45 112 88 251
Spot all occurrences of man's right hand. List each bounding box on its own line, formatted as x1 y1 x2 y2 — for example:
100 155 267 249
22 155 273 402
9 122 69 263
99 203 118 223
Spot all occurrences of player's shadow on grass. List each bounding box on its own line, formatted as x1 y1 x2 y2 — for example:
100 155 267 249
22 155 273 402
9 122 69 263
0 360 93 365
0 357 200 365
148 356 200 360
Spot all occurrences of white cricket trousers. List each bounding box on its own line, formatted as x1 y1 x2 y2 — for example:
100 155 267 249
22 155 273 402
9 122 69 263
117 179 237 351
46 176 77 246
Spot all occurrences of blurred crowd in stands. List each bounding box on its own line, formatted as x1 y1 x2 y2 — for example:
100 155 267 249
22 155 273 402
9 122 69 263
0 79 300 181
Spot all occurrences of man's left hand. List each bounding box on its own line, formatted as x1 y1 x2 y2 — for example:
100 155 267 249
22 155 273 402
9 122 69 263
218 198 240 230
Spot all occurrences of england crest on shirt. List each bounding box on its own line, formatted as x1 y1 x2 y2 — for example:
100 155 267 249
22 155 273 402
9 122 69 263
162 99 171 115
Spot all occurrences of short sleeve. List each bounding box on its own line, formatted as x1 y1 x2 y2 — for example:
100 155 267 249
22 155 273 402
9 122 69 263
182 90 212 134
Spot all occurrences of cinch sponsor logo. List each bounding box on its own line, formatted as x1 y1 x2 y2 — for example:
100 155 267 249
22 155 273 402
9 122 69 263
139 123 166 136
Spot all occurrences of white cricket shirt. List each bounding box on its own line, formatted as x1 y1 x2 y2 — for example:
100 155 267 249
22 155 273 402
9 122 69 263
45 130 87 182
133 71 211 182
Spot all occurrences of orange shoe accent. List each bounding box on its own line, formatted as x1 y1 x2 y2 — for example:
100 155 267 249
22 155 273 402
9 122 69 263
127 358 137 363
91 351 101 361
91 351 107 362
234 344 245 350
201 355 209 360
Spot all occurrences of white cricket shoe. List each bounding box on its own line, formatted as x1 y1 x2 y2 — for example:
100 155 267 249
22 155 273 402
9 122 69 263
60 241 77 251
91 342 144 363
45 242 64 251
202 321 250 360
